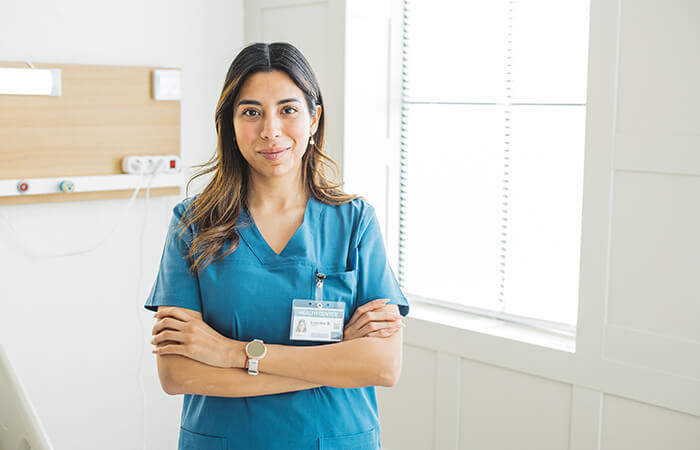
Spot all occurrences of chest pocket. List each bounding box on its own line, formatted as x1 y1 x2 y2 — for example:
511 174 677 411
316 268 358 316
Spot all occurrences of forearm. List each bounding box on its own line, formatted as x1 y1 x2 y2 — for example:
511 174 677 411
159 354 322 397
252 332 402 389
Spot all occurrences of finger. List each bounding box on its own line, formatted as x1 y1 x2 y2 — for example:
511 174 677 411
346 313 401 335
152 329 187 346
357 320 404 336
153 307 192 322
152 330 177 346
152 343 185 356
152 317 186 335
346 299 391 328
366 328 399 338
364 311 401 322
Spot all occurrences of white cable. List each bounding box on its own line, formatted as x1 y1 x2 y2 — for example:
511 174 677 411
136 159 164 450
136 184 150 450
0 166 166 259
0 176 143 258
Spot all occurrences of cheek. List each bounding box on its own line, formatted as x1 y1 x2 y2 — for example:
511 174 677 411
233 121 259 146
288 119 312 145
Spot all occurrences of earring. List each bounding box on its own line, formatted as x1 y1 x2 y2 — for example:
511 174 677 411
309 135 315 145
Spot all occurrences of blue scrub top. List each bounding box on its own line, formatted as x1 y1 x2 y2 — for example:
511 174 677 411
144 194 409 450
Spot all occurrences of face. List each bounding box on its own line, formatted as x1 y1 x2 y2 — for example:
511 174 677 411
232 70 322 181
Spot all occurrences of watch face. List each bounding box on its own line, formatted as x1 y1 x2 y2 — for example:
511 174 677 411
247 341 265 358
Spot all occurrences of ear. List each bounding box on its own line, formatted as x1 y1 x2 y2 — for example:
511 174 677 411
310 104 322 135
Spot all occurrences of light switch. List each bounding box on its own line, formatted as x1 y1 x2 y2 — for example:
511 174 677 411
152 70 181 101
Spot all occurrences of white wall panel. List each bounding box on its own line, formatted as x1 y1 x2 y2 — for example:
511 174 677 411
614 133 700 176
615 0 700 135
377 344 437 450
604 325 700 381
458 359 572 450
569 386 603 450
606 171 700 379
601 395 700 450
607 171 700 342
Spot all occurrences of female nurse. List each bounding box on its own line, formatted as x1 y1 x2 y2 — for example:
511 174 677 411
145 42 410 450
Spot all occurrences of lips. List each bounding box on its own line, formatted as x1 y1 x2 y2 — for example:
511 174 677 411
258 147 289 154
258 147 290 161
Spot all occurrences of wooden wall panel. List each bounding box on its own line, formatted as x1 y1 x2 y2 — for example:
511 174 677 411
0 61 180 204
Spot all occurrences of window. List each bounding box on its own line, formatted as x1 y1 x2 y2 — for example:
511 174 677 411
399 0 591 331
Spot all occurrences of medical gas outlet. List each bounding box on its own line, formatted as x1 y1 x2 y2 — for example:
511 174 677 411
121 155 182 175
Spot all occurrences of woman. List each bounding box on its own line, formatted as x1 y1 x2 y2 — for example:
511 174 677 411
145 42 409 450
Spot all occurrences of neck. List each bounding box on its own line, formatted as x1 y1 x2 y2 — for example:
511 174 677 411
246 167 308 211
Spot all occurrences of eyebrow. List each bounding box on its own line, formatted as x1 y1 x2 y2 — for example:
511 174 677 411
235 98 302 108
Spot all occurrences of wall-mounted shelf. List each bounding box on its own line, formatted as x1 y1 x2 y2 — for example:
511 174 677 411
0 173 184 198
0 174 183 205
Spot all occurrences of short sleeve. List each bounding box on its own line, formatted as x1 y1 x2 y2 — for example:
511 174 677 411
143 201 202 313
355 205 410 317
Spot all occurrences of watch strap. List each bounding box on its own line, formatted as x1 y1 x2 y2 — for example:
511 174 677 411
247 358 259 375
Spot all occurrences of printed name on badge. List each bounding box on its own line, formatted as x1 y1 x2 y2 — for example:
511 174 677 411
290 299 345 342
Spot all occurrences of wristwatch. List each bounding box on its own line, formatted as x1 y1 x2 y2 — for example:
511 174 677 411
245 339 267 375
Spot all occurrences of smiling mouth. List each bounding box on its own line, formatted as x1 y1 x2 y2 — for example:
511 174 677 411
258 147 289 154
258 147 290 161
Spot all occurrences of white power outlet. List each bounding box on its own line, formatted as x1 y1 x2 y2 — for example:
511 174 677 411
121 155 182 174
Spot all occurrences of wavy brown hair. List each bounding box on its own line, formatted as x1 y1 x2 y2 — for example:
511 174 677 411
179 42 359 274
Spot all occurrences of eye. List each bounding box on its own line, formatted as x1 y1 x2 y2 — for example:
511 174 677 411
242 109 259 117
282 106 298 114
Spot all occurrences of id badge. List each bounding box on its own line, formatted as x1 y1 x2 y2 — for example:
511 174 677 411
290 299 345 342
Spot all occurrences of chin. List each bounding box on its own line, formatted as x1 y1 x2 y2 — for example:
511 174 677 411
265 163 296 178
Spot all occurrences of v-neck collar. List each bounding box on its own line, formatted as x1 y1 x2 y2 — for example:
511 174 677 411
237 195 320 265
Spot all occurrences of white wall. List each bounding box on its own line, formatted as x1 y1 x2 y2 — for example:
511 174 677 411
0 1 243 449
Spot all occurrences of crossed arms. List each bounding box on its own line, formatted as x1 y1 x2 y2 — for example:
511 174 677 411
152 302 404 397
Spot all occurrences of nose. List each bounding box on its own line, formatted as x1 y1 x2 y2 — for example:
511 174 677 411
261 114 281 140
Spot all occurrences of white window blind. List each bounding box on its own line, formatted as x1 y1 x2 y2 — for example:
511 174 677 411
398 0 591 331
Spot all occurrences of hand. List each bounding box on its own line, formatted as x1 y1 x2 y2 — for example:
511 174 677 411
343 299 405 340
151 307 241 368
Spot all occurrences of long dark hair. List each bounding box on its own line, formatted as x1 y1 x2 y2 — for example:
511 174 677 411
179 42 358 274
